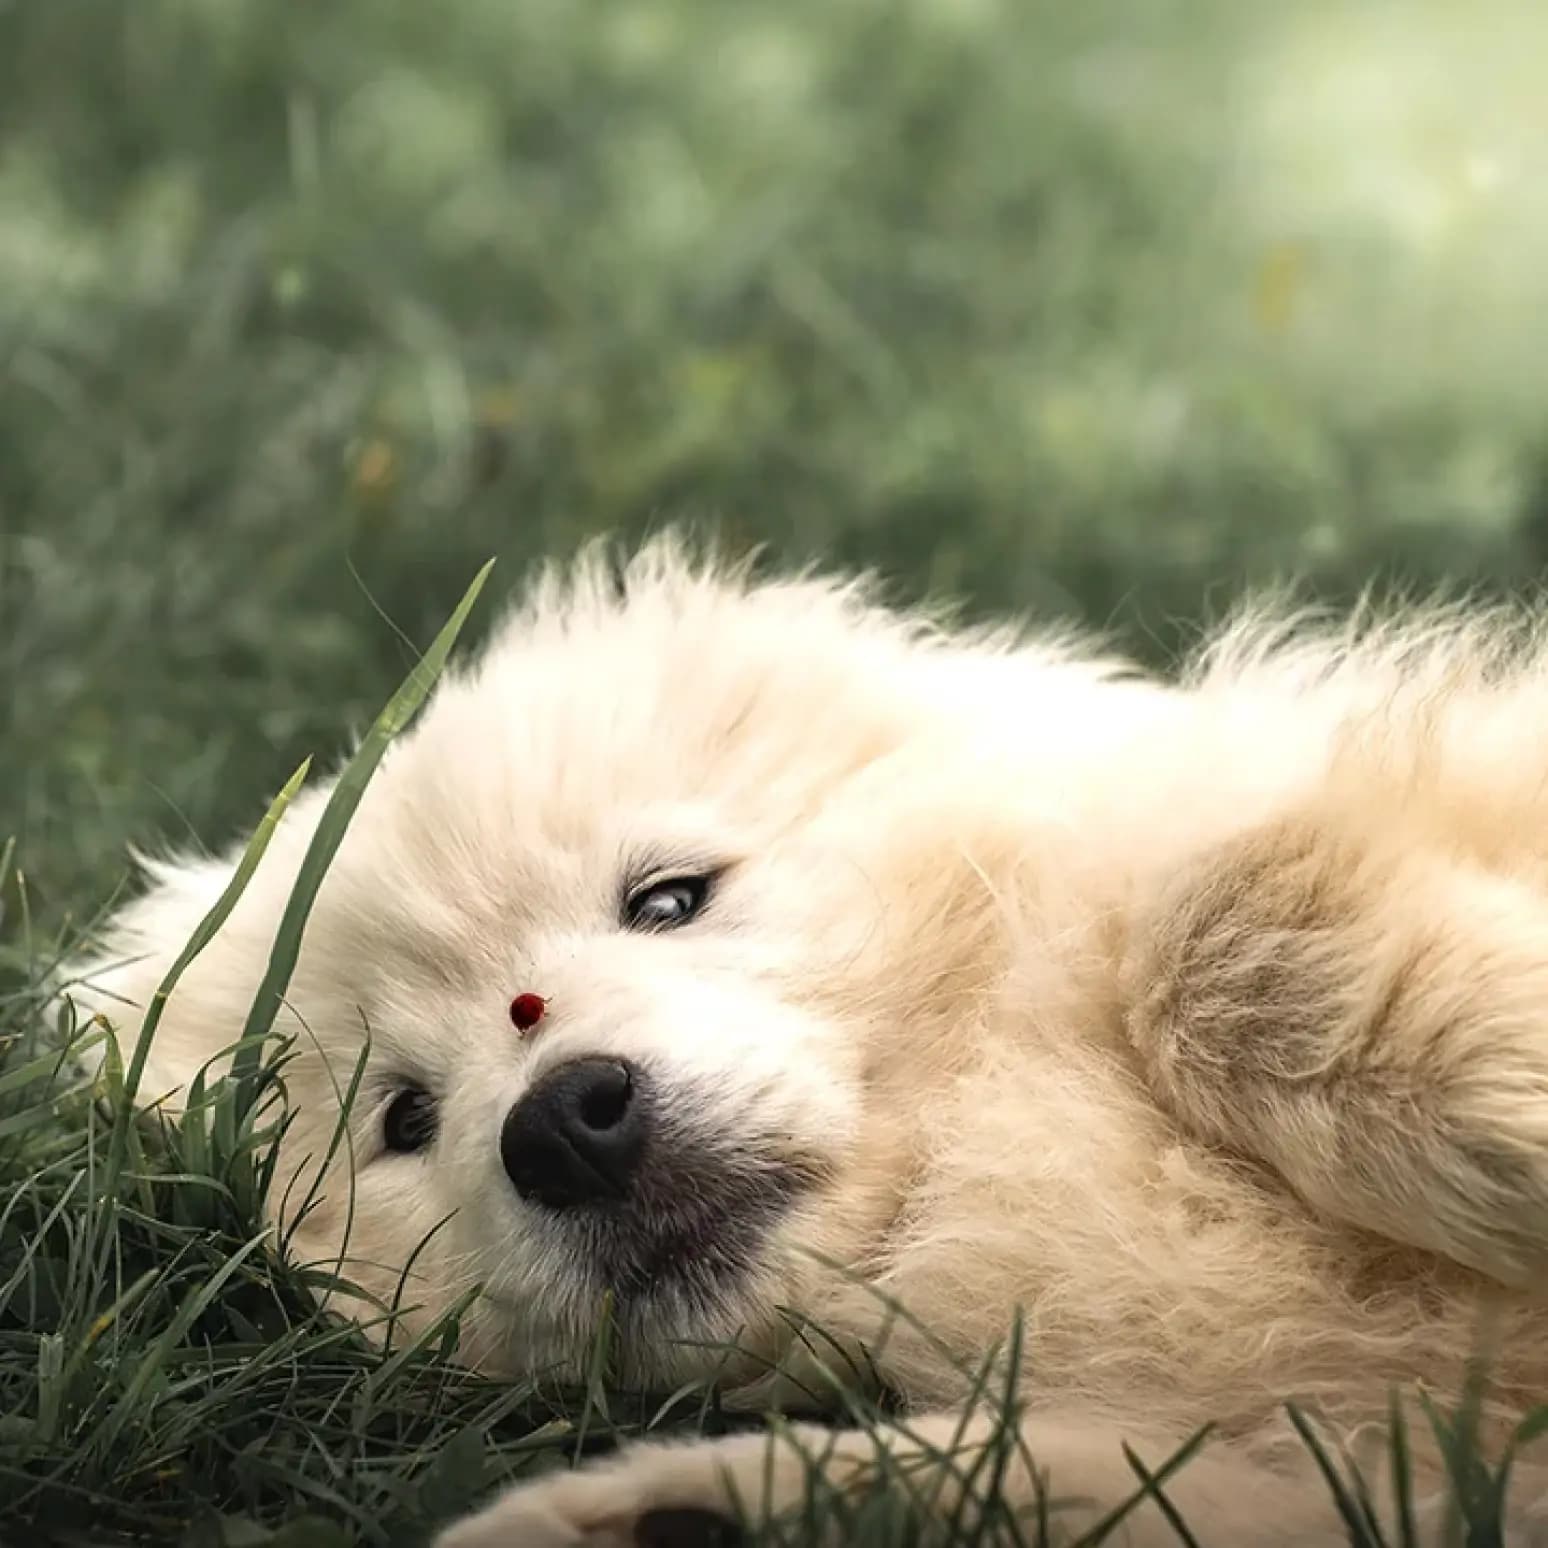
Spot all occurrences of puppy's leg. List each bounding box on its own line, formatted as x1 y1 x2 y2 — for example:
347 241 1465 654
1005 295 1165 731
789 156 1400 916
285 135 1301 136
1126 805 1548 1283
433 1408 1349 1547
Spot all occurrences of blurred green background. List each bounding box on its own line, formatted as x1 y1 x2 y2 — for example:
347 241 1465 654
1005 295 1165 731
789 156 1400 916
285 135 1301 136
5 0 1548 926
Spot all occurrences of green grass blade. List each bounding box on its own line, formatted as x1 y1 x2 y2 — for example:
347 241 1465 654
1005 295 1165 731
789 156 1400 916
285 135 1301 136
99 758 314 1198
230 559 493 1094
1285 1402 1385 1548
94 1230 272 1456
0 1032 105 1099
1068 1423 1215 1547
1120 1442 1203 1548
1388 1391 1418 1548
1490 1403 1548 1534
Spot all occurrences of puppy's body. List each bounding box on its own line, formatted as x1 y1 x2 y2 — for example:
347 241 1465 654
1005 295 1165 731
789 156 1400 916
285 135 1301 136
70 543 1548 1542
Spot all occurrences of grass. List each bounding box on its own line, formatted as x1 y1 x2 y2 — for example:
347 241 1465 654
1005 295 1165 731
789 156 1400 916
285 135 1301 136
5 0 1548 1541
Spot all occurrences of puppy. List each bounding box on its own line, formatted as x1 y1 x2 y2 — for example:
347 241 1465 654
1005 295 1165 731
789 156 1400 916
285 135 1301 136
68 538 1548 1545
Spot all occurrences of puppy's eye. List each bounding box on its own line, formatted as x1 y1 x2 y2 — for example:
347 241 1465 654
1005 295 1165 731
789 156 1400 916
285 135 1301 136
383 1086 438 1153
623 875 712 932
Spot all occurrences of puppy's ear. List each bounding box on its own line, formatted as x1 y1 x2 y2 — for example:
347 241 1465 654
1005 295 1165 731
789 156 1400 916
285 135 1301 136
61 848 273 1111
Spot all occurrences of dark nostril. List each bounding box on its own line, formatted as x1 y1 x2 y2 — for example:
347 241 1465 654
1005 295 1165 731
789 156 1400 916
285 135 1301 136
501 1056 648 1210
578 1071 630 1131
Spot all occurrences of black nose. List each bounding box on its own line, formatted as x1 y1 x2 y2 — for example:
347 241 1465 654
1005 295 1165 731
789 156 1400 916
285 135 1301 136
500 1057 648 1209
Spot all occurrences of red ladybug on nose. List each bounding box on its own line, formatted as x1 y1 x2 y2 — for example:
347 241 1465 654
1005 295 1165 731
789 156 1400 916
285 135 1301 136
509 993 546 1033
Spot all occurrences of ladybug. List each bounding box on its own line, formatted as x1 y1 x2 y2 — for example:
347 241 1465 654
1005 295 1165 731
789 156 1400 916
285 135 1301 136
509 992 547 1033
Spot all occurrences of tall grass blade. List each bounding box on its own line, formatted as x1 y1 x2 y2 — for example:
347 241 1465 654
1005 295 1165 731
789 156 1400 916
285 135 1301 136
230 559 493 1094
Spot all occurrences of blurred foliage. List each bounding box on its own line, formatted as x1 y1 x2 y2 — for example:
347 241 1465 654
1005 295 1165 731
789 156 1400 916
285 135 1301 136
3 0 1548 919
4 5 1548 1540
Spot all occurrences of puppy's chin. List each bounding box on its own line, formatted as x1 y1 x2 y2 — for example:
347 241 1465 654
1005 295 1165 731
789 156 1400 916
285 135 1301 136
462 1246 800 1394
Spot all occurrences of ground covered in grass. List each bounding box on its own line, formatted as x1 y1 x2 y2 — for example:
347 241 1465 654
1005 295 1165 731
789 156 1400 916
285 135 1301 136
4 0 1548 1542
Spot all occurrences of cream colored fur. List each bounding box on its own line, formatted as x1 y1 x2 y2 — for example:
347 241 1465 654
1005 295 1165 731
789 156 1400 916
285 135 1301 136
64 539 1548 1544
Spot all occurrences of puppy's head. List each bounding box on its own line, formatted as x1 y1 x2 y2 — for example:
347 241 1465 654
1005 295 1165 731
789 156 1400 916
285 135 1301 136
66 541 1065 1390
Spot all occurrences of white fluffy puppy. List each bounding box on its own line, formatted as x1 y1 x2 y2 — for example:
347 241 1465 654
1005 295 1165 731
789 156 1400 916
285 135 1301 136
69 539 1548 1545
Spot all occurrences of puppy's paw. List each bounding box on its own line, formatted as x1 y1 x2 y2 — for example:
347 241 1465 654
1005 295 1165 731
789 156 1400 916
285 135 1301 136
433 1427 824 1548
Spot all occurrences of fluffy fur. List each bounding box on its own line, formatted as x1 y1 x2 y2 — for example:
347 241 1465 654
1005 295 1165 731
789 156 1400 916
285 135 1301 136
65 539 1548 1544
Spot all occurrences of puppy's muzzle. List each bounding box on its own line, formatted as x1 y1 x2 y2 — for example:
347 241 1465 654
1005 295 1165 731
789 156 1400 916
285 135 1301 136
500 1057 649 1210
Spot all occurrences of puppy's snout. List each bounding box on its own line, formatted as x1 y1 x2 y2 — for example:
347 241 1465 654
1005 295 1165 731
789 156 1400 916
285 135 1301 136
500 1057 649 1209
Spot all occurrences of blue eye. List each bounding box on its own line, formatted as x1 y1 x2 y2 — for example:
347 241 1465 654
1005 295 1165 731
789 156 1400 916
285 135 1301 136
383 1086 438 1153
623 876 711 932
